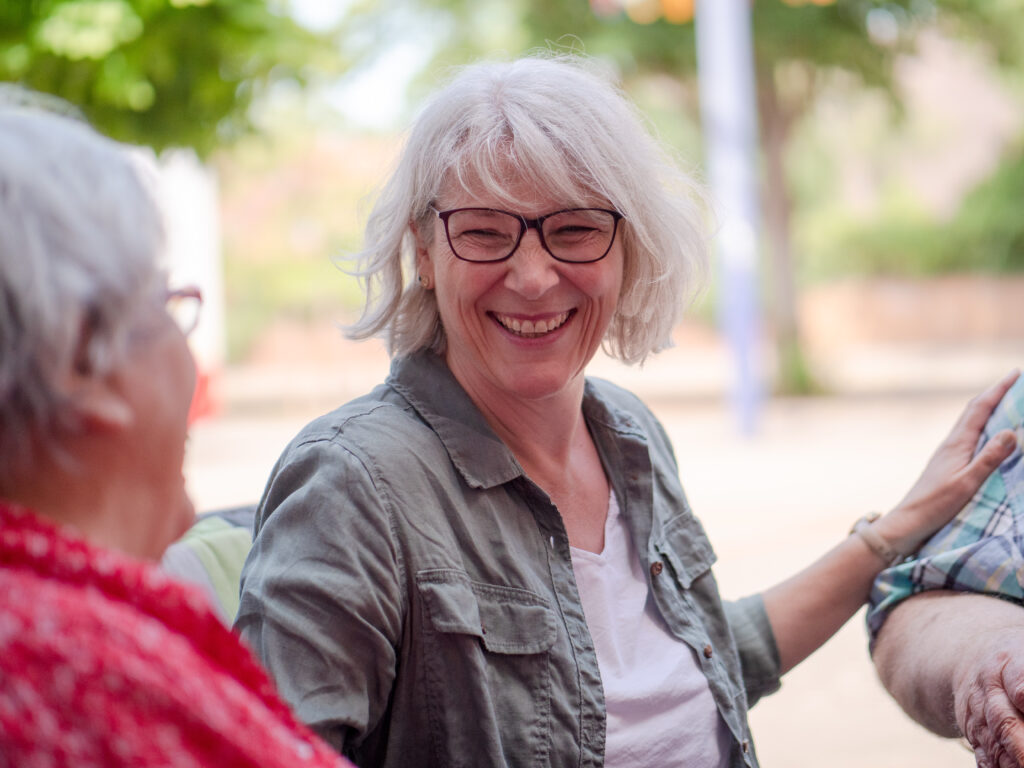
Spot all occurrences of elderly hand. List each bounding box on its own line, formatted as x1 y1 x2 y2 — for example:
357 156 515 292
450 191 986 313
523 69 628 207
954 632 1024 768
874 370 1019 555
875 593 1024 766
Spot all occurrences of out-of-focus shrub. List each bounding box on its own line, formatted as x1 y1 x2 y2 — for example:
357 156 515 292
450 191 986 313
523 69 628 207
808 141 1024 278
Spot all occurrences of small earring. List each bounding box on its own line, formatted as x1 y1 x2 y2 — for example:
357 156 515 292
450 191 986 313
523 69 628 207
418 274 432 290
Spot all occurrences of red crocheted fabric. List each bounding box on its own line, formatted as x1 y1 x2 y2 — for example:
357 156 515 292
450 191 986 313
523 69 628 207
0 501 351 768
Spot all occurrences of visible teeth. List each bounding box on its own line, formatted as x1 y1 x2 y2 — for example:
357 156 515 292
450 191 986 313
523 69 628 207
496 311 569 337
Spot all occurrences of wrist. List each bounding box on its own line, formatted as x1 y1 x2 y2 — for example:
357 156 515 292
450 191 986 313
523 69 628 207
850 512 905 566
869 507 936 559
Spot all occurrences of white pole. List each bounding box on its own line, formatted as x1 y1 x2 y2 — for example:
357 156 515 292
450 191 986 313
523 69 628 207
696 0 763 434
160 150 225 420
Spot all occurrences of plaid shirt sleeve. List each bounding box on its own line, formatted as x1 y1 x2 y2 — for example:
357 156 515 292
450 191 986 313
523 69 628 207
866 376 1024 647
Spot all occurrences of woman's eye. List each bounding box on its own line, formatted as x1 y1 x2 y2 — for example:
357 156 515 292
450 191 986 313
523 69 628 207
456 227 514 241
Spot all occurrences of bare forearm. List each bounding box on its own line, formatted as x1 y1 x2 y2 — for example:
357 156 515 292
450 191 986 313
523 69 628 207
762 373 1017 678
873 591 1024 737
762 506 950 674
762 529 891 674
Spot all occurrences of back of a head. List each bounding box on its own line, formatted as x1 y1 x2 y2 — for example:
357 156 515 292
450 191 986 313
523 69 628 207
0 97 165 486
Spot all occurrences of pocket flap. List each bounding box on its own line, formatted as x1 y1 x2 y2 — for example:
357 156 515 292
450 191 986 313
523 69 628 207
417 570 557 654
654 514 717 588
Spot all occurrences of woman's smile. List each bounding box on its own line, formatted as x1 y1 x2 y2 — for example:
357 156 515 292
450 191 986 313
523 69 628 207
490 309 574 339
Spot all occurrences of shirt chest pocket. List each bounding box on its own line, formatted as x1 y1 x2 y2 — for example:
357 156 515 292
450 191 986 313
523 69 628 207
417 571 558 653
648 514 728 661
414 570 558 766
650 515 747 702
654 513 717 590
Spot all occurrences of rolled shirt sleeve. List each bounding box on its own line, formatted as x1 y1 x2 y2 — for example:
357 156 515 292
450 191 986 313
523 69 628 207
724 595 782 706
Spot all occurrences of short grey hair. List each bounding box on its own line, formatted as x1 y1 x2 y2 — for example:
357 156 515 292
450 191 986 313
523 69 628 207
0 99 165 487
346 54 708 363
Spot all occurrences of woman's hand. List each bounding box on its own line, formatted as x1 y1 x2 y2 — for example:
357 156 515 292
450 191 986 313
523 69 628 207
763 371 1020 675
874 370 1020 556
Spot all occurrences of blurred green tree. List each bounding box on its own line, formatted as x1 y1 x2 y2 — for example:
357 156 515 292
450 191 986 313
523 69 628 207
822 138 1024 278
357 0 1024 392
0 0 343 157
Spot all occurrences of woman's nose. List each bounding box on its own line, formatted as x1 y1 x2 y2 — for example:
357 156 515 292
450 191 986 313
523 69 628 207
504 229 559 299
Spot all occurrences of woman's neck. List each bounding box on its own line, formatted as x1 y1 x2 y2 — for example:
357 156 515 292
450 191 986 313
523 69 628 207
6 453 178 562
451 368 587 470
444 354 611 552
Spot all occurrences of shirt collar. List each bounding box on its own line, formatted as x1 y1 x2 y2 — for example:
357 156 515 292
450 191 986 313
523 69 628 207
387 351 523 490
386 350 647 490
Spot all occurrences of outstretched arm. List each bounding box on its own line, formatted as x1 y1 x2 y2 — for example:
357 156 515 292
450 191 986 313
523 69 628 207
874 591 1024 768
761 371 1019 675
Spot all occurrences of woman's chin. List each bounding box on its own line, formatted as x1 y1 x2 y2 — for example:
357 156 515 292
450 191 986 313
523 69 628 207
502 373 583 403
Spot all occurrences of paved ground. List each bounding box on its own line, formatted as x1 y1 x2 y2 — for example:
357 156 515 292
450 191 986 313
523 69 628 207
184 336 1022 767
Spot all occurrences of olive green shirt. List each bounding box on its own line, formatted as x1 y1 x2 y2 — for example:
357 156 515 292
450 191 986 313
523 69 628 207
237 351 780 767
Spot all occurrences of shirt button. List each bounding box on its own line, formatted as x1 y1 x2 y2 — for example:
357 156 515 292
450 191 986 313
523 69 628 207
649 561 664 577
703 644 713 659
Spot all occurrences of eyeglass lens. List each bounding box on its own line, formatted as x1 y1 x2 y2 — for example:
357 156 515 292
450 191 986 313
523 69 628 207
444 209 618 263
166 289 201 336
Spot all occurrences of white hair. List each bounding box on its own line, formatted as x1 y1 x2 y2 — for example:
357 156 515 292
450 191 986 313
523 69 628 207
0 100 165 487
346 53 709 363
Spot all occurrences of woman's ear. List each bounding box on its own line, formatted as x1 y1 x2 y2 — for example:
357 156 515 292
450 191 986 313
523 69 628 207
410 219 435 286
71 377 133 432
60 316 132 433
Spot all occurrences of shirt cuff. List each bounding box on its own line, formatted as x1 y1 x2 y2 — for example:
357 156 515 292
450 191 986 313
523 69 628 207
725 594 782 706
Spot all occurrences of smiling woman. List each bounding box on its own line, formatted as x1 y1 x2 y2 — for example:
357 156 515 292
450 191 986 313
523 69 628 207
235 54 1017 768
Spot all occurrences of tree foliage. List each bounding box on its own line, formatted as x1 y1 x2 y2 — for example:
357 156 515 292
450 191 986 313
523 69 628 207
0 0 343 156
825 140 1024 277
403 0 1023 83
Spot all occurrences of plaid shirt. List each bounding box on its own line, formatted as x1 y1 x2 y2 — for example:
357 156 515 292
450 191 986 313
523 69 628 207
867 376 1024 645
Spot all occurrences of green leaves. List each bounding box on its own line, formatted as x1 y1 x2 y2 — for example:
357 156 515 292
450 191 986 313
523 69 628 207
36 1 144 60
0 0 344 156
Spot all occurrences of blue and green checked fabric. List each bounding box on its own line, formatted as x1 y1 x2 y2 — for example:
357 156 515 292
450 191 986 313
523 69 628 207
867 376 1024 645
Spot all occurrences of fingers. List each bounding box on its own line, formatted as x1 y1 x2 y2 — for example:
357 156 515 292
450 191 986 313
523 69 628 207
965 430 1019 485
961 370 1021 434
960 656 1024 768
994 658 1024 768
958 368 1020 489
985 692 1024 768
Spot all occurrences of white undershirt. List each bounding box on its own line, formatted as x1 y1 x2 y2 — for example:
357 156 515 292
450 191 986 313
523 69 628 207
570 492 731 768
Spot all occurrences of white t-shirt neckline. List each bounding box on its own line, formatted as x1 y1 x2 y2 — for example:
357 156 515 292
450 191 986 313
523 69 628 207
570 491 731 768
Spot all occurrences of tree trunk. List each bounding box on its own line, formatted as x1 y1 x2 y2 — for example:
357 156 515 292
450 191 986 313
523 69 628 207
757 65 817 394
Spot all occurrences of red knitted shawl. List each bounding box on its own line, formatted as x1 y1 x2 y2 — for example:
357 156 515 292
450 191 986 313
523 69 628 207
0 501 350 768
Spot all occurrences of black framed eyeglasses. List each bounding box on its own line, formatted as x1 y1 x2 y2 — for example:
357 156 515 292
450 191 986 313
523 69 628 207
165 286 202 337
432 206 624 264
